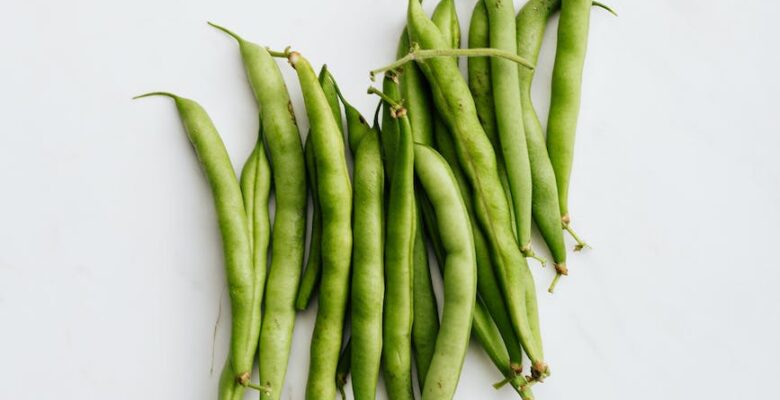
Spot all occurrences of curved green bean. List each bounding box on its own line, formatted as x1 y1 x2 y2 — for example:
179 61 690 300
413 144 476 400
135 92 260 390
405 0 547 378
286 51 353 400
433 118 524 374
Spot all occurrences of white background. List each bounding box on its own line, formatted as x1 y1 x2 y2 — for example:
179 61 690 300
1 0 779 399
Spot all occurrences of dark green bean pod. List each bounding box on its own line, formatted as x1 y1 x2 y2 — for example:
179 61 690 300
286 51 353 400
405 0 547 377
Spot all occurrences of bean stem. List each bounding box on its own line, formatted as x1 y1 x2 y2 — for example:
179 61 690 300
244 382 272 395
592 1 618 16
370 45 534 80
563 223 590 251
367 86 403 112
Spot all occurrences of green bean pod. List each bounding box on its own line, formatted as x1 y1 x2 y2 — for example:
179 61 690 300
413 144 476 400
296 65 345 310
135 92 255 384
287 51 353 400
483 0 535 258
466 1 516 229
405 0 547 377
208 24 309 398
416 170 532 399
344 100 385 400
515 0 571 292
546 0 592 227
433 121 524 373
380 102 416 400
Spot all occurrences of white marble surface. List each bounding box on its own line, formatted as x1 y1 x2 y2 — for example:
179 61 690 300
1 0 779 399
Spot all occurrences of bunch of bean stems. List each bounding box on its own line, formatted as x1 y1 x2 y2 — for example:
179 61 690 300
134 0 611 398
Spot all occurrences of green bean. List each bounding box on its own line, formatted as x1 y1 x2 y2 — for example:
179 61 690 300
416 169 532 399
373 89 416 400
405 0 548 378
482 0 537 262
413 144 476 400
394 28 441 388
284 51 353 400
514 0 571 293
134 92 256 385
336 338 352 400
296 65 345 310
343 96 385 400
208 24 309 398
466 2 519 242
546 0 593 247
433 118 524 374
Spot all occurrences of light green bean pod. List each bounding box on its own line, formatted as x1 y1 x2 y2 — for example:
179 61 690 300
516 0 571 292
135 92 255 388
406 0 547 377
349 126 385 400
413 144 476 400
483 0 535 258
287 51 353 400
296 65 345 310
382 106 416 400
547 0 592 227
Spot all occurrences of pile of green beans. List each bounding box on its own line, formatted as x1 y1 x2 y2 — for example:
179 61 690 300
135 0 610 398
